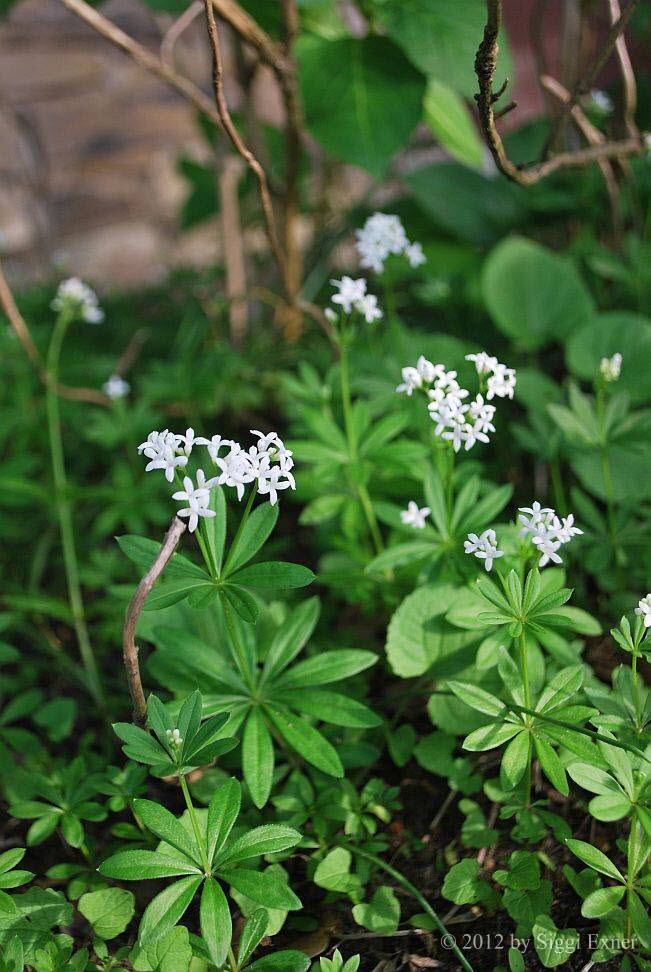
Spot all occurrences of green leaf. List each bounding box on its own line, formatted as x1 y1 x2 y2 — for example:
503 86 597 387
423 79 483 168
78 888 135 940
276 649 376 689
220 867 301 911
567 312 651 404
280 689 381 728
231 562 315 590
352 886 400 934
132 926 191 972
238 908 269 967
112 723 166 765
138 876 202 946
207 778 241 865
266 706 343 777
534 735 568 796
217 825 301 868
482 237 594 350
532 914 578 967
184 712 232 764
222 584 260 624
313 848 358 893
297 35 426 177
248 953 310 972
365 541 436 574
99 850 201 881
0 849 25 875
131 800 200 865
176 690 203 752
500 731 530 789
581 885 626 918
117 536 208 581
200 877 232 968
565 840 624 882
243 709 275 809
448 681 506 717
225 503 278 574
442 859 483 904
386 585 478 677
142 578 214 612
262 597 320 681
463 722 522 752
205 486 227 572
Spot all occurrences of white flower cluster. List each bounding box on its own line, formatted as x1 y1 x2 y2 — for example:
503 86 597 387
166 727 183 746
102 373 130 400
138 428 295 530
635 594 651 629
51 277 104 324
600 352 622 383
355 213 426 274
329 276 382 324
518 501 583 567
464 529 504 572
400 501 430 530
396 353 516 453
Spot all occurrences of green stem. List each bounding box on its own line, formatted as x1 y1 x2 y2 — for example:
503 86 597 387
228 946 239 971
445 446 455 524
632 649 641 735
339 343 383 554
223 484 258 574
518 631 533 808
222 596 255 689
46 311 103 707
180 774 211 874
626 812 638 940
349 846 474 972
596 387 624 574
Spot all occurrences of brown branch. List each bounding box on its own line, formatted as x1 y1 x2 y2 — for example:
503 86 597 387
58 0 225 132
123 516 187 726
212 0 288 76
202 0 291 301
279 0 304 332
474 0 642 186
609 0 638 136
160 0 203 66
542 0 641 156
0 257 111 406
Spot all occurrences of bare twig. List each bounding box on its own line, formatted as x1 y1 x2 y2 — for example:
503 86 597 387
0 257 111 406
280 0 303 320
160 0 203 66
123 516 187 726
202 0 291 301
212 0 288 76
218 154 248 345
609 0 638 136
58 0 225 132
474 0 642 186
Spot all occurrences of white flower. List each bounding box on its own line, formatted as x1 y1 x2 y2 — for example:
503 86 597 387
400 501 430 529
588 89 613 113
330 276 367 314
214 444 256 501
166 728 183 746
416 356 437 382
355 213 410 273
635 594 651 628
324 307 338 323
468 395 496 434
102 374 130 400
396 366 423 396
441 413 468 453
172 472 216 532
465 352 498 376
356 293 383 324
405 241 426 268
257 458 296 506
180 427 210 456
487 364 517 400
553 514 583 544
138 430 187 482
52 277 104 324
462 424 490 451
518 501 555 539
533 535 564 568
464 529 504 571
600 353 622 383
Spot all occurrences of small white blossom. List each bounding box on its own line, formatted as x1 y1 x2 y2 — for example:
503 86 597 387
553 514 583 544
533 535 564 568
324 307 338 323
166 728 183 746
214 444 256 501
102 374 129 400
396 366 423 396
600 353 622 383
416 356 438 383
180 427 210 456
330 276 367 314
518 501 556 539
400 501 430 529
257 458 296 506
172 472 216 532
468 395 496 434
356 293 383 324
464 529 504 571
405 241 426 268
635 594 651 629
486 363 517 400
52 277 104 324
138 430 187 482
519 500 582 567
465 352 498 376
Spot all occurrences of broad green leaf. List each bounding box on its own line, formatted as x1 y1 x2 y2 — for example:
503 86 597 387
132 800 200 865
99 850 201 881
200 877 232 968
266 706 343 777
217 825 301 868
313 848 357 893
262 597 320 680
565 839 624 882
117 536 208 581
132 925 192 972
448 681 506 717
441 859 483 904
142 579 215 612
78 887 135 940
463 722 522 752
112 724 166 765
225 503 279 574
248 953 310 971
352 886 400 933
482 237 594 350
582 885 626 918
138 876 202 945
243 709 275 809
566 763 622 797
365 541 436 574
567 312 651 404
298 35 426 177
207 778 241 865
0 849 25 875
281 689 381 729
275 649 376 689
220 867 301 911
231 562 315 590
423 79 483 168
387 585 478 677
532 915 578 967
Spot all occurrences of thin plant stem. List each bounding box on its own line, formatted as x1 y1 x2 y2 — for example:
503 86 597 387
626 812 639 939
46 310 103 707
349 846 474 972
223 484 258 574
180 773 211 874
222 596 255 689
518 630 533 808
596 386 624 575
339 342 383 554
632 648 641 734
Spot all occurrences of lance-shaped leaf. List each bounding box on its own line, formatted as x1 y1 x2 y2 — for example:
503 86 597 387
280 689 381 728
200 877 232 968
207 778 242 865
275 650 376 689
99 850 201 881
448 681 507 717
230 562 315 591
266 705 343 777
216 825 301 869
224 503 279 575
132 800 201 865
220 867 301 911
262 597 320 681
243 709 275 810
565 839 624 882
138 875 203 945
